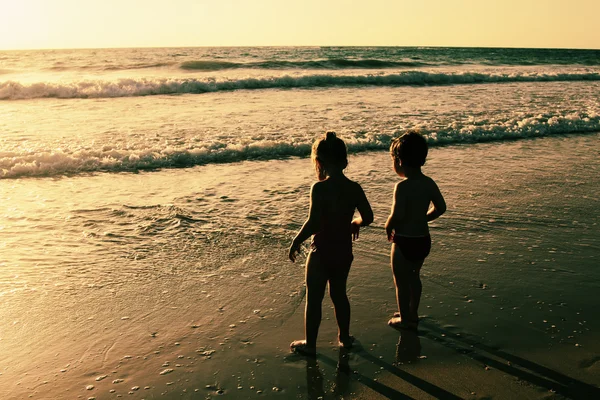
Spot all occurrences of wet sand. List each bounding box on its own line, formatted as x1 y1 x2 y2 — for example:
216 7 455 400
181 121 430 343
1 134 599 399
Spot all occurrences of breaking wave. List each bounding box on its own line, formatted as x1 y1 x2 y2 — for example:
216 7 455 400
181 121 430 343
2 113 598 179
2 71 600 100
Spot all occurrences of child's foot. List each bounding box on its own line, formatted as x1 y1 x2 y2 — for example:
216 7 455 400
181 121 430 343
388 317 418 331
393 312 419 326
393 311 419 320
338 335 355 349
290 340 316 357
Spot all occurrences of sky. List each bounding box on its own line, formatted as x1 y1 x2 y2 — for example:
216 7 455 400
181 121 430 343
0 0 598 50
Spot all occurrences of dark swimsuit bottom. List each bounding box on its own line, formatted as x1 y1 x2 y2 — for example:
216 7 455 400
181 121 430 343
393 234 431 262
311 241 353 280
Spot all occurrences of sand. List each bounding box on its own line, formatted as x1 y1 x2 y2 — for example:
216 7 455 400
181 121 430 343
1 134 599 399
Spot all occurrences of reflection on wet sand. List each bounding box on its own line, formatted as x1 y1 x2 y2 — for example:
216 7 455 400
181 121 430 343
395 329 422 364
306 347 352 400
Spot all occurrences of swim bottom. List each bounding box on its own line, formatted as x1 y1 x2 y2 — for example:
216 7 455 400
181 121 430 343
393 235 431 262
311 245 353 280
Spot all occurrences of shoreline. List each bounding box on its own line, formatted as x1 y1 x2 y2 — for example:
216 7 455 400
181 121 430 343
1 135 599 399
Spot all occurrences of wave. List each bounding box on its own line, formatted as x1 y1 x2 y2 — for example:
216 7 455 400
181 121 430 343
47 62 175 72
2 114 598 179
180 59 428 70
2 71 600 100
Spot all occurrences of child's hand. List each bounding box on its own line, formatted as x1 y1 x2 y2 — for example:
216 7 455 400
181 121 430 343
288 241 301 262
351 221 361 241
386 226 394 242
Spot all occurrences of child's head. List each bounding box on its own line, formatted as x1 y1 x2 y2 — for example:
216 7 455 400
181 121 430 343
311 131 348 180
390 130 428 171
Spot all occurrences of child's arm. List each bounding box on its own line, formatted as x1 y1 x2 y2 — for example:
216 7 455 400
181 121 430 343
289 183 323 262
350 184 374 240
427 180 446 222
385 182 405 241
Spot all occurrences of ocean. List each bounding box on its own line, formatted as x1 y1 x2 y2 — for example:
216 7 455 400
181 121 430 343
1 47 599 398
1 47 599 178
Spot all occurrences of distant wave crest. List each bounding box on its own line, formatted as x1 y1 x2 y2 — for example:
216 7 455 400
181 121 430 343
2 71 600 100
180 59 427 70
2 113 598 179
48 62 175 71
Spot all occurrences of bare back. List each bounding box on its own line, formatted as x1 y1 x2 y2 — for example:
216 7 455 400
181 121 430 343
318 177 361 218
312 176 370 242
390 174 445 237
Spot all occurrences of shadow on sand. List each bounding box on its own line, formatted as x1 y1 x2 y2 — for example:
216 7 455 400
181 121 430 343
417 319 600 400
289 320 599 399
305 346 414 400
290 333 457 399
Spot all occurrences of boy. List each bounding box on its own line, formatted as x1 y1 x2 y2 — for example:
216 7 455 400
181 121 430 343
385 131 446 330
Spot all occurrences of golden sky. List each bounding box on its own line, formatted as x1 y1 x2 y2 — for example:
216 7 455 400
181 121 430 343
0 0 598 50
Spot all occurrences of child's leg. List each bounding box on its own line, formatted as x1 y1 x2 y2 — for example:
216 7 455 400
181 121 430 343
408 266 423 321
295 251 328 351
391 244 411 322
389 244 422 328
328 267 352 346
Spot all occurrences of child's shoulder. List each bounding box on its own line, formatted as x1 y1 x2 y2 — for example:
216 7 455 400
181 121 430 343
348 178 366 193
337 177 365 195
396 174 437 190
312 177 359 190
422 174 440 187
311 180 326 192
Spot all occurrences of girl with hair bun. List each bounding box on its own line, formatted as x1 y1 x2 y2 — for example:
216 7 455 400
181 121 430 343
288 131 373 356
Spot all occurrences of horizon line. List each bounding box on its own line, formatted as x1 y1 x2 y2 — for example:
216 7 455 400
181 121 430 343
1 44 600 52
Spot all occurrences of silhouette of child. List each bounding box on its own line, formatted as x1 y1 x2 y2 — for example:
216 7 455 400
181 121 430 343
385 131 446 330
289 131 374 355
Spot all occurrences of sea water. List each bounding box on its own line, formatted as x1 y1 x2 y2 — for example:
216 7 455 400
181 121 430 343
1 45 598 282
1 47 599 397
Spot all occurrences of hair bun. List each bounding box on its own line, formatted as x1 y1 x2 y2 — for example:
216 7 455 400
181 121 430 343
325 131 337 141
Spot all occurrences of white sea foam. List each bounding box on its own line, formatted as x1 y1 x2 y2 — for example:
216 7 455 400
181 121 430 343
2 71 600 100
2 113 597 179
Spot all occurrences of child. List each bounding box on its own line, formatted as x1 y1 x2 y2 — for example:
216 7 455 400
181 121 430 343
385 131 446 330
288 131 373 356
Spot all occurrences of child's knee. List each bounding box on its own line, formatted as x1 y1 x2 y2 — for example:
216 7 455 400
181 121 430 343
330 289 348 304
306 295 324 311
393 266 413 281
